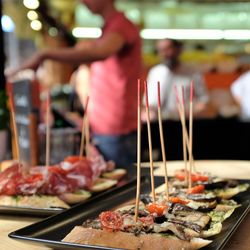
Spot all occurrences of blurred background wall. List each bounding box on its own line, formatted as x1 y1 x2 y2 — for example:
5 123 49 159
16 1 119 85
2 0 250 161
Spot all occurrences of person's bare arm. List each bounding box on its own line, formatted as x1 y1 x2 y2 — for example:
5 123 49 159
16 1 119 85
6 32 125 77
42 32 125 64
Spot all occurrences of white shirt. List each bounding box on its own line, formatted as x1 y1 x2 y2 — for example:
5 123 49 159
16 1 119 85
231 71 250 121
146 63 209 119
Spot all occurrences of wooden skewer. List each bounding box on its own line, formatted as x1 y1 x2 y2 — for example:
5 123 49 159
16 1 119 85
29 113 38 166
135 79 141 222
157 81 169 200
79 122 85 157
9 96 21 171
181 85 196 174
174 85 188 183
79 96 89 157
174 85 196 179
181 86 188 183
45 91 51 168
181 119 195 174
84 97 90 157
85 115 90 158
144 80 156 203
188 81 194 189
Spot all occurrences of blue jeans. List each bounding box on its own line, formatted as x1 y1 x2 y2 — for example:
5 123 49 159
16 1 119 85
92 132 137 167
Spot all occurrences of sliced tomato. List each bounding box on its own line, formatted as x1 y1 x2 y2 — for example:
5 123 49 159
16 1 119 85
146 203 167 216
175 170 208 183
174 169 186 181
139 215 154 225
99 211 123 231
187 185 205 194
169 196 189 205
64 156 86 164
191 174 209 182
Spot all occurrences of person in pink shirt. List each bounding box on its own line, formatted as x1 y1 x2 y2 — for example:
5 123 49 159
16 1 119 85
7 0 142 167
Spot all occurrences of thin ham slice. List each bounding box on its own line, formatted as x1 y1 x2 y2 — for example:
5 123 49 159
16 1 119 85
0 146 113 196
0 162 93 196
0 164 45 195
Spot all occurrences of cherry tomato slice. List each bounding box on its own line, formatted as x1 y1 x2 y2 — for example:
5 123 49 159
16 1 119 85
174 170 186 181
175 170 208 183
192 174 209 182
99 211 123 231
187 185 205 194
146 203 167 216
169 196 189 205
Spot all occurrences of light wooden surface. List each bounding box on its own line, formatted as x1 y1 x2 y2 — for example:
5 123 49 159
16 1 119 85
0 160 249 250
0 216 50 250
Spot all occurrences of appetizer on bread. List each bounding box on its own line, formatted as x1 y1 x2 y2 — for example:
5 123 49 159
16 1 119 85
0 147 127 209
63 201 213 250
62 176 247 249
172 169 249 200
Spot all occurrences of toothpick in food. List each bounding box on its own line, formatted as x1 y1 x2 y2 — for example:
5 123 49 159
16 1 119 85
157 81 169 200
144 80 156 203
135 79 142 222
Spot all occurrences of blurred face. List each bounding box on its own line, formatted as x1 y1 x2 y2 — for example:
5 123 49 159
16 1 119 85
156 39 181 60
81 0 109 14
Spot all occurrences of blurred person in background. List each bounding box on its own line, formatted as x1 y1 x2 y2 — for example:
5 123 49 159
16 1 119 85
6 0 142 167
145 38 215 120
231 70 250 121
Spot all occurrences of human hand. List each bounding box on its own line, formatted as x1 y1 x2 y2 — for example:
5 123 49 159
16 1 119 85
20 52 44 72
5 52 45 80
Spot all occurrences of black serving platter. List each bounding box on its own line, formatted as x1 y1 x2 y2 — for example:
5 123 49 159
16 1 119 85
0 205 64 217
0 166 153 217
9 175 164 249
9 179 250 250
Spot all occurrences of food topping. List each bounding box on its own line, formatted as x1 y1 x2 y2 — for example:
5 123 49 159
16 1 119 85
175 170 209 183
99 211 123 231
187 185 205 194
169 196 189 205
139 215 154 226
146 203 168 216
0 146 114 196
64 156 86 164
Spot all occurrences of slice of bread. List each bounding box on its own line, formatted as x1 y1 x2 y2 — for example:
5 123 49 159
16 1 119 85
59 190 91 204
89 178 118 192
0 195 70 209
102 169 127 180
63 226 212 250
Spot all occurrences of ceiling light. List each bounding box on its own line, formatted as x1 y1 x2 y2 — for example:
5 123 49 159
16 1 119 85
30 20 42 31
72 27 250 41
1 15 15 32
27 10 38 21
23 0 40 10
224 30 250 40
72 27 102 38
140 29 223 40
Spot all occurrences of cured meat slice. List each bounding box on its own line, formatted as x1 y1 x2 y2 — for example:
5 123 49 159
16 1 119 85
0 160 93 195
0 146 116 196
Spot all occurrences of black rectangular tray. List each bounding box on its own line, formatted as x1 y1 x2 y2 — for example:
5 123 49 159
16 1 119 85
9 179 250 250
0 166 152 217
